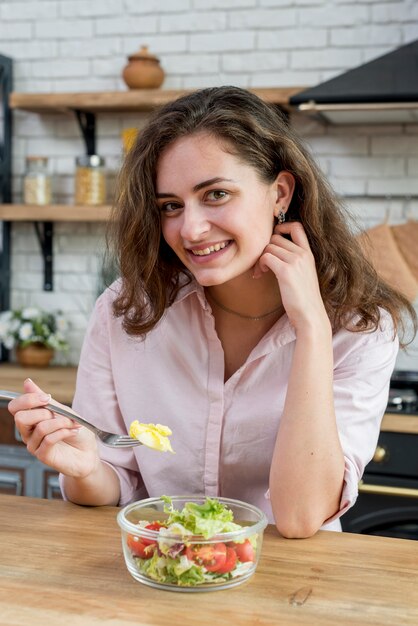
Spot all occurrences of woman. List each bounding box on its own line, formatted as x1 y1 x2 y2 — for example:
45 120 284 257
9 87 416 538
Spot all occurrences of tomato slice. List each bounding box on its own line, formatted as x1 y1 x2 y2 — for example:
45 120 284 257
127 534 155 559
141 521 166 546
230 539 255 563
185 542 227 572
215 547 237 574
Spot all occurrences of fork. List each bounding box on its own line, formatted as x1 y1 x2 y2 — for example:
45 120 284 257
0 389 143 448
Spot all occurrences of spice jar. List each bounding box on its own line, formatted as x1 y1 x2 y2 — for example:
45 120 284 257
23 156 52 205
75 155 106 205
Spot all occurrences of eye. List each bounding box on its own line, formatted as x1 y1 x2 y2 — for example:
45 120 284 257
160 201 183 214
206 190 228 201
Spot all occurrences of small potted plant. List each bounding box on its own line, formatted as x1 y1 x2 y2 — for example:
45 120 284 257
0 307 69 367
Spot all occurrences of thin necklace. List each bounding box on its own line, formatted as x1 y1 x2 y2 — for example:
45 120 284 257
208 292 283 321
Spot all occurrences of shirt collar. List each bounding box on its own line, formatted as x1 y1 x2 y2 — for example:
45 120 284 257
174 277 209 311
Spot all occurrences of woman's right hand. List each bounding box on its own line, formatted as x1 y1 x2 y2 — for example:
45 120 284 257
8 378 101 479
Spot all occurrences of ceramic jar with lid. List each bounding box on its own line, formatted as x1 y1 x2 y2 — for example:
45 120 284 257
122 45 165 89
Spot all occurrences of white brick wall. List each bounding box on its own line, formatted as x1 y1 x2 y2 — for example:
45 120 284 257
0 0 417 368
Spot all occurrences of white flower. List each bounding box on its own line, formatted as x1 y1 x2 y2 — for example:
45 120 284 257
3 336 15 349
21 307 40 320
19 322 34 341
0 310 13 323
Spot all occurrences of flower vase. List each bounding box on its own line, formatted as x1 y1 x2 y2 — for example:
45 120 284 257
16 343 54 368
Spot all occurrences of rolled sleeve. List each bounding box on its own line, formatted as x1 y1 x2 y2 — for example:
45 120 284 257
327 312 398 522
321 457 360 526
263 455 359 529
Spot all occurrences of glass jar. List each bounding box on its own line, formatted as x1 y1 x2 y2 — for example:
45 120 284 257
23 156 52 205
75 155 106 205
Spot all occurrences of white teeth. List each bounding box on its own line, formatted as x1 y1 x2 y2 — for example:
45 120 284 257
191 241 229 256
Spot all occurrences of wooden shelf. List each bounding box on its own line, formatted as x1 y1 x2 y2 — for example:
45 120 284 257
9 87 304 114
0 203 112 222
0 364 77 405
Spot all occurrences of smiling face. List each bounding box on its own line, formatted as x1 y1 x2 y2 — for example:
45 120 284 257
156 133 283 288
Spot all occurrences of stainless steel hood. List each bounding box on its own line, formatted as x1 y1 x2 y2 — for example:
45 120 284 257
290 40 418 124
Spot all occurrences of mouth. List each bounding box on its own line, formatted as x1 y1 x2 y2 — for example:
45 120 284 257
188 240 232 257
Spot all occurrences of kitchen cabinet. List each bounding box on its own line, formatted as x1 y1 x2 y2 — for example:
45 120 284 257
0 364 77 499
0 411 61 499
0 443 61 499
342 414 418 539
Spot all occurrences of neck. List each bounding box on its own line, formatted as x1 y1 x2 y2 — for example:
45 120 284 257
205 272 283 320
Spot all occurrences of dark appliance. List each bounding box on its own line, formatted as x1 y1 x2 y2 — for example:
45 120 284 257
290 40 418 124
342 371 418 539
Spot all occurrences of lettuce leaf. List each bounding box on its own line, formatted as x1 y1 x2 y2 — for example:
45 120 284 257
162 496 242 539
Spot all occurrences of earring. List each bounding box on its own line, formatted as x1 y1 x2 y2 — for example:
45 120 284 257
277 210 286 224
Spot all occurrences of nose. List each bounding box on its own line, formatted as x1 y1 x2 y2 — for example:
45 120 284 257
180 204 210 242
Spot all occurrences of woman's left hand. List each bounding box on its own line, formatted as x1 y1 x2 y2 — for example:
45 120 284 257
253 222 329 331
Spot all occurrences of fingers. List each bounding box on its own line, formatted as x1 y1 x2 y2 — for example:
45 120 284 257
25 416 81 456
274 221 311 250
23 377 47 395
15 406 79 444
253 222 312 279
258 251 284 276
258 235 311 274
8 392 51 418
8 379 79 446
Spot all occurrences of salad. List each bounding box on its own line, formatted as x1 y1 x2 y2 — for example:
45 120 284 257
125 496 258 587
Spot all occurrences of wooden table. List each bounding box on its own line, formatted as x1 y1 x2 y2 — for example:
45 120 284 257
0 495 417 625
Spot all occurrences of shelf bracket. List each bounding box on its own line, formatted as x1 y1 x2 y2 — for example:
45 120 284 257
34 222 53 291
74 109 96 155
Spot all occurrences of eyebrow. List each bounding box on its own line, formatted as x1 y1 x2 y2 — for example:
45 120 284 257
156 177 236 198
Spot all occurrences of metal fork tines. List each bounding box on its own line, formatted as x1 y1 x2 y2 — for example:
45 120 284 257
0 389 143 448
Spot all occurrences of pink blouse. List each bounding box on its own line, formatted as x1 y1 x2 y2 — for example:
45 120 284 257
62 280 398 531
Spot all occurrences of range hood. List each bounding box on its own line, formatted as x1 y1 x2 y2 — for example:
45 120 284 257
290 40 418 124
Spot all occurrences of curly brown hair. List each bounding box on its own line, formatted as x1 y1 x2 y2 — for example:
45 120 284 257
108 86 416 346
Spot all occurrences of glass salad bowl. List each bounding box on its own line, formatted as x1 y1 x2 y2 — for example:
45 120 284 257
117 495 268 592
